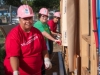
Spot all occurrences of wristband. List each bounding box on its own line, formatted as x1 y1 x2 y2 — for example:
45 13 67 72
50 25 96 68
13 71 19 75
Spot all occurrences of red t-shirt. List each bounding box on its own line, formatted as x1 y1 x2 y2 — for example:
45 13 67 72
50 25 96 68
47 20 57 32
4 25 47 75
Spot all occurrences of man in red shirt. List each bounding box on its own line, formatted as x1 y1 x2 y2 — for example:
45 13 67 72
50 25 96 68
47 12 61 57
3 5 52 75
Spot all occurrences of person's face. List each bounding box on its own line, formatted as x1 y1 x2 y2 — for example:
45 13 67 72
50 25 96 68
19 17 33 32
53 17 60 23
40 15 48 23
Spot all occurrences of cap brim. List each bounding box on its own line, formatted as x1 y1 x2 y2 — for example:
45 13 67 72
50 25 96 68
17 14 34 18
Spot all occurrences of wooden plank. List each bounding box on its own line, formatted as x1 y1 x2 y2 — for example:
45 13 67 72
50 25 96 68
79 0 89 68
60 0 62 35
64 47 69 74
61 0 76 72
82 67 90 75
66 0 76 71
61 0 68 46
76 55 81 75
74 1 81 75
90 1 97 75
82 35 91 44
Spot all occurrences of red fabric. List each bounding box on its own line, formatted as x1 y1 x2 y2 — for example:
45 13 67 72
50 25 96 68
47 20 57 32
4 25 47 75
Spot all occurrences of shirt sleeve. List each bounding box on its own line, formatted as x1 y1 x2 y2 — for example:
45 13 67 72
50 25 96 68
47 20 54 31
34 22 45 32
5 32 21 58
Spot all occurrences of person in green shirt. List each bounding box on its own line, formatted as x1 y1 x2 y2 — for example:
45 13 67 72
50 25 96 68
34 8 61 55
34 8 61 75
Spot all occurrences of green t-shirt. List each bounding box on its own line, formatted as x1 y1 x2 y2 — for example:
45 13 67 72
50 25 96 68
33 20 50 40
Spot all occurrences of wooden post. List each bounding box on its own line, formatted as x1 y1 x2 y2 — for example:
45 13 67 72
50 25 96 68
79 0 89 69
90 0 97 75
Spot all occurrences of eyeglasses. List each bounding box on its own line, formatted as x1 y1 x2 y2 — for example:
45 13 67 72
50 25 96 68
41 15 48 18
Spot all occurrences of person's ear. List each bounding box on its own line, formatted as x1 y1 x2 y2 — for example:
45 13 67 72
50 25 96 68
19 18 21 23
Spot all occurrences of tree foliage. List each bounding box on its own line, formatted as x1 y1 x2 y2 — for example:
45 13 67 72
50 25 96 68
3 0 60 12
3 0 22 7
32 0 60 12
21 0 33 6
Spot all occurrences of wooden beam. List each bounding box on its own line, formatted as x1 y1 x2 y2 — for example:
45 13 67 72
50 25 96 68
82 67 90 75
82 35 91 44
79 0 89 68
90 1 97 74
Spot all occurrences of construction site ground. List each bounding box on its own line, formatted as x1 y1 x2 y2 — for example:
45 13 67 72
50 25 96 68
46 43 62 75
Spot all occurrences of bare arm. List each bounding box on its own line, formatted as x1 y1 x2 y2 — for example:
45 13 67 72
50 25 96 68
42 31 56 42
10 57 19 71
51 31 61 37
42 50 49 58
51 31 58 36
